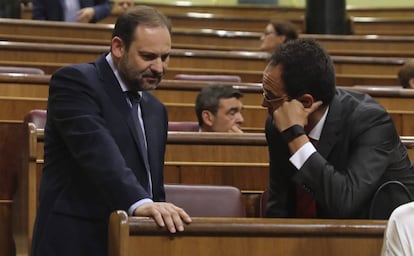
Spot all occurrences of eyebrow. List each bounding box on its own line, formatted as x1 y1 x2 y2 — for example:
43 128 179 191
138 51 170 59
226 107 241 114
263 89 278 98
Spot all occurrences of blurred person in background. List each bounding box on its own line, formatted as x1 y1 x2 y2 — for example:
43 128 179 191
260 19 298 54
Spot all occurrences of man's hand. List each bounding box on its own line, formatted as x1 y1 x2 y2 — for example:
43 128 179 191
273 99 322 132
77 7 95 23
134 202 192 233
21 0 30 6
228 125 243 133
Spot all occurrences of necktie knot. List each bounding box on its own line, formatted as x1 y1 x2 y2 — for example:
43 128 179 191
125 91 141 105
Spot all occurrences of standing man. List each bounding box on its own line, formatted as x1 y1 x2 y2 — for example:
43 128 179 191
195 84 244 133
262 38 414 219
32 0 111 23
31 6 191 256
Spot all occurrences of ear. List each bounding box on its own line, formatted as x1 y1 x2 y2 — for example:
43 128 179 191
297 93 314 108
409 78 414 89
111 36 124 58
201 110 214 126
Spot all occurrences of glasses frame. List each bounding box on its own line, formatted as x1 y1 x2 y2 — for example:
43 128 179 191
262 91 289 104
262 31 276 36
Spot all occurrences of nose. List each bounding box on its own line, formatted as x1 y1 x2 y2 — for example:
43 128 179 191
236 112 244 124
151 57 165 73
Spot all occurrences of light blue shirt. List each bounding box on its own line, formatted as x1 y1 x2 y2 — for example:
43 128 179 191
105 53 153 215
63 0 80 22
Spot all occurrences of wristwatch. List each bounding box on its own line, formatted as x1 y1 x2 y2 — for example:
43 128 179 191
281 125 306 143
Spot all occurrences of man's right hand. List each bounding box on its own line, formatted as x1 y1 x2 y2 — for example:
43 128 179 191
133 202 192 233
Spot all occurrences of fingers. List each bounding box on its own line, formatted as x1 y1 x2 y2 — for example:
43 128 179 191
134 202 192 233
77 8 94 23
229 125 243 133
307 100 323 115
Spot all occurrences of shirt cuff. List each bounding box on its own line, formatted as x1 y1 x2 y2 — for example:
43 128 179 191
289 141 317 170
127 198 153 216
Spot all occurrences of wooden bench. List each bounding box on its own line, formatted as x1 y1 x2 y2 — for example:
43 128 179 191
20 3 414 20
0 40 407 77
0 59 399 85
0 73 402 106
4 18 414 56
1 73 414 134
4 27 414 57
108 210 387 256
10 110 414 255
351 17 414 36
20 4 414 35
0 120 25 256
12 120 269 255
3 93 414 135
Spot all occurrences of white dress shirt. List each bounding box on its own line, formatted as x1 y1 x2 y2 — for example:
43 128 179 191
381 201 414 256
290 107 329 170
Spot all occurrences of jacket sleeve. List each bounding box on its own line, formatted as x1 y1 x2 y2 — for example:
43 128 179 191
295 106 401 218
91 0 111 22
32 0 46 20
47 65 148 212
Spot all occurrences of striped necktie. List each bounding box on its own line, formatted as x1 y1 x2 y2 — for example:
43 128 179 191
125 91 152 197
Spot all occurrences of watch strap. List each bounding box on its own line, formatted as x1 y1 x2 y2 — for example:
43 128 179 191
281 125 306 143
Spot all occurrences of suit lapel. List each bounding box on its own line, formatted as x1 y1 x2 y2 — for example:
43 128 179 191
318 93 343 158
141 91 158 169
95 54 146 162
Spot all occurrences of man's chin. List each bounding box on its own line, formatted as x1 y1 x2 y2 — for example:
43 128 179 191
142 78 161 90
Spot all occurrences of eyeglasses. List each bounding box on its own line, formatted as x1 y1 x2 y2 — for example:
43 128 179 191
263 31 276 36
262 91 288 103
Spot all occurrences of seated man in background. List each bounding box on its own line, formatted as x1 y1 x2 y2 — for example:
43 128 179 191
262 38 414 219
195 84 244 133
259 19 298 54
32 0 111 23
112 0 134 13
398 59 414 89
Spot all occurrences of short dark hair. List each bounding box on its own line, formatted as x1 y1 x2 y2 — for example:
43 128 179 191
270 20 298 42
398 59 414 88
195 85 243 126
112 5 171 51
268 38 336 105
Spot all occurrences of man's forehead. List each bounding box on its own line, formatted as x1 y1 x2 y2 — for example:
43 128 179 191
262 64 282 89
218 97 242 107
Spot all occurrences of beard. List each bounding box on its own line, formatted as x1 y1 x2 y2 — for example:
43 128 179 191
118 55 163 91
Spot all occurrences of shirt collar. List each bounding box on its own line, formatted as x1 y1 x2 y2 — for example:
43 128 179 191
105 53 142 96
308 106 329 141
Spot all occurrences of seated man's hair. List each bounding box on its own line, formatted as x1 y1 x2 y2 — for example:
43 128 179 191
398 59 414 88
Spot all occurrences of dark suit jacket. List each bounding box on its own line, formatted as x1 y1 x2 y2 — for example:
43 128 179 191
31 54 168 256
32 0 111 22
265 88 414 219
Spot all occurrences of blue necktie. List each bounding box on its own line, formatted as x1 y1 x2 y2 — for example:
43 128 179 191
125 91 152 197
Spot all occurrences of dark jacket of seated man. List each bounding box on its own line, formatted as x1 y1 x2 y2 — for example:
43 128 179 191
262 38 414 219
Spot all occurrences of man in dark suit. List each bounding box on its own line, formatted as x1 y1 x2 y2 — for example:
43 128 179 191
32 0 111 23
262 38 414 219
31 6 191 256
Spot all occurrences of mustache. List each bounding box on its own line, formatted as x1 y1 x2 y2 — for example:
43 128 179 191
141 71 164 79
